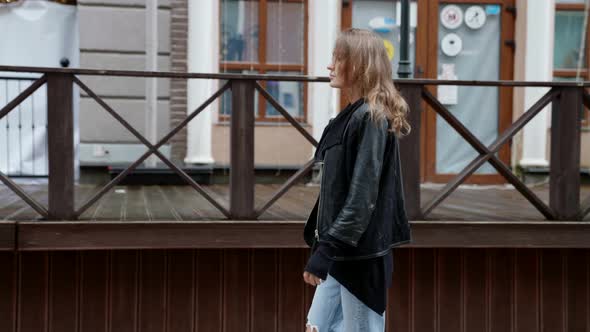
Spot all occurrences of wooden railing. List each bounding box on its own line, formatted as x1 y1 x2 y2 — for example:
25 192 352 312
0 65 588 221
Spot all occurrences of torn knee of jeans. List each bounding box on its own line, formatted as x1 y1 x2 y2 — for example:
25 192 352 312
306 322 319 332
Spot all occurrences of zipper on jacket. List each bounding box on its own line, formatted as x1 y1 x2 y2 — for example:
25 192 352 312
315 160 325 242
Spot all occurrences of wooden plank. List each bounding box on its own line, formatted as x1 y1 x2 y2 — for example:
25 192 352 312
540 249 565 332
566 249 588 332
254 161 315 219
0 221 15 250
389 248 411 332
277 249 305 332
144 186 180 221
91 187 125 221
408 221 590 248
0 252 16 332
120 186 149 221
550 87 582 220
514 249 539 332
138 250 166 332
195 249 223 332
18 252 49 332
230 80 255 219
166 250 194 332
109 250 138 332
158 186 199 220
223 249 250 332
176 185 226 220
254 184 299 220
250 249 278 332
437 249 461 332
79 251 109 332
2 186 49 221
412 249 436 332
463 249 487 332
16 220 590 250
3 183 590 222
399 85 423 219
489 249 513 332
48 252 78 332
47 73 75 220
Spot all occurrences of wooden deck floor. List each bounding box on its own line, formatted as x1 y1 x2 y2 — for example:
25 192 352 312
2 181 589 221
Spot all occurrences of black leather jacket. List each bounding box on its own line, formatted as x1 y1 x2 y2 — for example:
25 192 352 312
303 99 412 260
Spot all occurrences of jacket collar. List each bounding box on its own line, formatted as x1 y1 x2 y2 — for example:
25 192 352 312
315 98 365 160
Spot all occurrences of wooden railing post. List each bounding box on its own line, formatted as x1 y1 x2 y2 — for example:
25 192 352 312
398 84 422 220
230 80 256 219
47 73 76 220
550 86 582 220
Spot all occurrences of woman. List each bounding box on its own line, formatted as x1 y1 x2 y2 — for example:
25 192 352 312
302 28 412 332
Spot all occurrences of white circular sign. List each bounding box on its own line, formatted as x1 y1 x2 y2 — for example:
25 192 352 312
441 33 463 57
464 6 486 29
440 5 463 30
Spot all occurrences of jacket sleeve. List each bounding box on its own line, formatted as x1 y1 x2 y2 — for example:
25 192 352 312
326 113 388 247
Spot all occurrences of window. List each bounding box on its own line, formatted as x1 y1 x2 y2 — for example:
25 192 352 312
220 0 307 122
554 2 590 125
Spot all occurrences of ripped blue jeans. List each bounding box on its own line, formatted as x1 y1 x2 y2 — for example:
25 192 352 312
306 274 385 332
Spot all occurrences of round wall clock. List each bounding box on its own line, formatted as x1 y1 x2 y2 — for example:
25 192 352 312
465 6 486 30
441 33 463 57
440 5 463 30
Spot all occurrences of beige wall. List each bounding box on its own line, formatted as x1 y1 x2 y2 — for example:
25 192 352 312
212 125 314 167
78 0 171 144
511 0 527 167
512 0 589 169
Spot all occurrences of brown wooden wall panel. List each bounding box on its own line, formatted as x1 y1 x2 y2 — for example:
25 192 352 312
48 252 78 332
489 248 513 332
277 249 307 332
566 249 589 331
515 249 540 332
3 248 590 332
0 252 16 332
79 251 109 332
438 248 461 332
19 252 48 332
223 249 251 332
196 249 223 332
463 249 487 332
413 249 436 332
390 249 411 332
251 249 278 331
541 250 566 332
138 250 167 332
166 250 194 332
110 250 138 332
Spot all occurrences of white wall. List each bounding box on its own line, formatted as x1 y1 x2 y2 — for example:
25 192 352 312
185 0 218 164
518 0 555 168
307 0 342 147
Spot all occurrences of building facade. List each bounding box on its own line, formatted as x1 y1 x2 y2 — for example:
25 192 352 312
72 0 590 183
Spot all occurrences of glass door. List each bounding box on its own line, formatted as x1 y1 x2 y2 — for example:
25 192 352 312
424 0 515 184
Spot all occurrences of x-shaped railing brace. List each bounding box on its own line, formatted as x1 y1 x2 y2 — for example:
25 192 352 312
74 77 232 218
421 87 560 219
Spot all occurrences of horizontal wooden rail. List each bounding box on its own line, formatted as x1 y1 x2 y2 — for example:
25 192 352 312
3 65 590 86
9 221 590 250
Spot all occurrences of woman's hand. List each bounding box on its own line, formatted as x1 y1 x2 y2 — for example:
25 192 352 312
303 271 323 286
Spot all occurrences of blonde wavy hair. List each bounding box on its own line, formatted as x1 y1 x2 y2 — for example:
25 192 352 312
333 28 411 136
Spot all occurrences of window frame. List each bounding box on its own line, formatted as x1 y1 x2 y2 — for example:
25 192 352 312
219 0 309 124
554 3 590 125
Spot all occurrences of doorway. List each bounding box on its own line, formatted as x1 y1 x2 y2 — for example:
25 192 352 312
341 0 515 184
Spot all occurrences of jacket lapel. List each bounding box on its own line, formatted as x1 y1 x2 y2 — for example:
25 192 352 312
315 99 365 159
